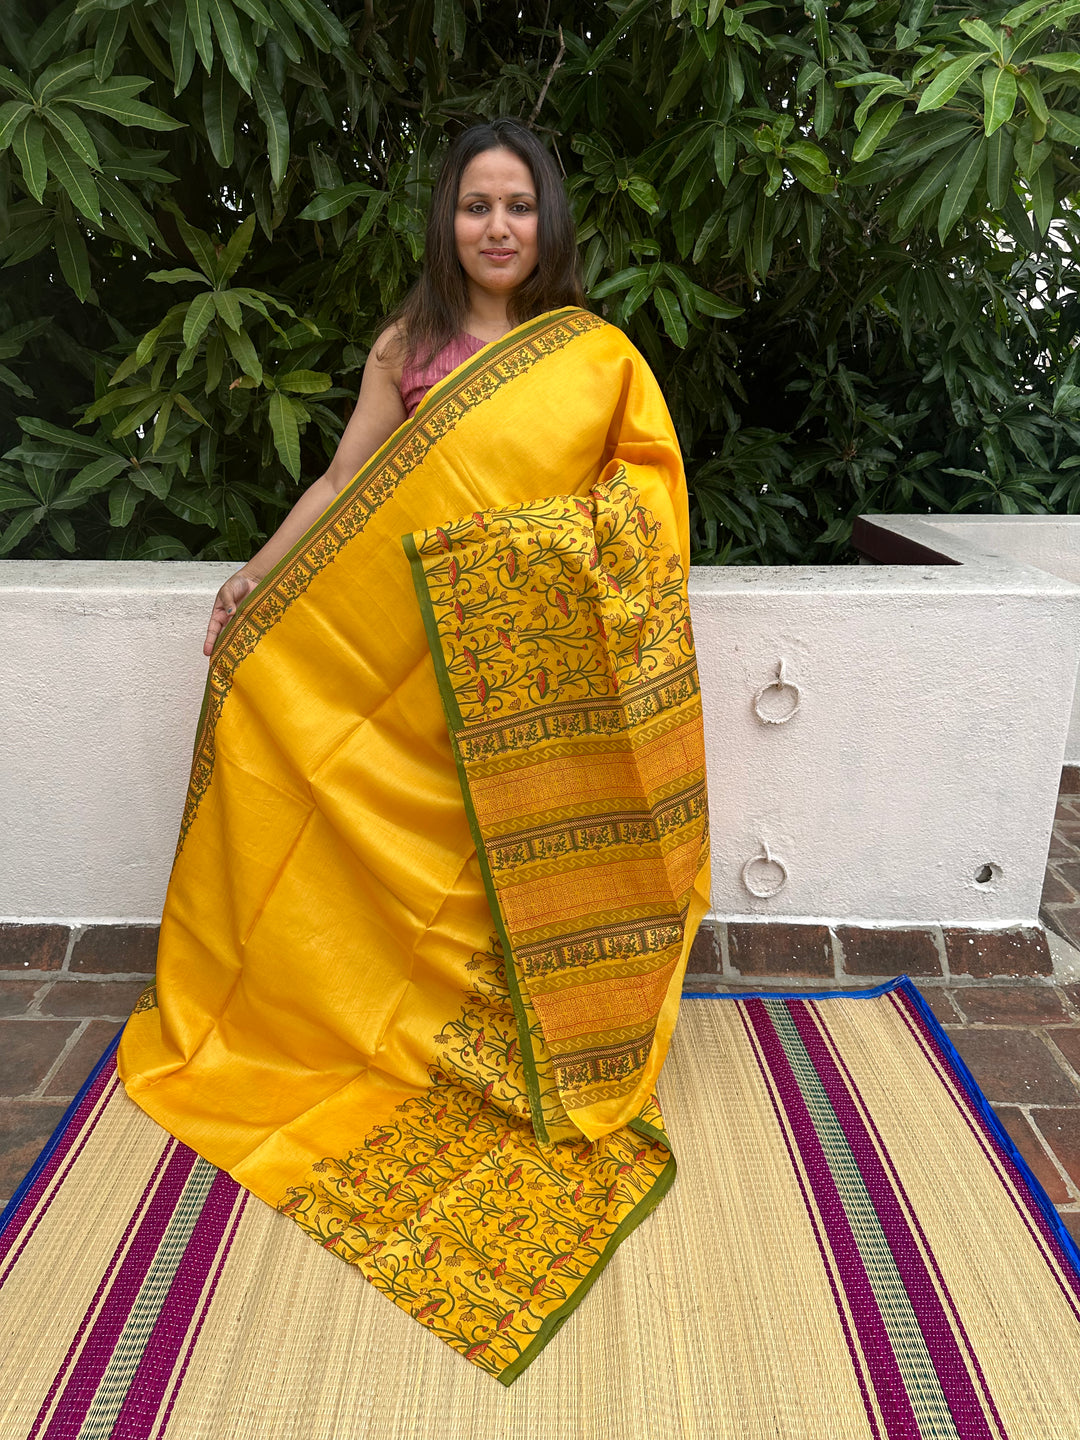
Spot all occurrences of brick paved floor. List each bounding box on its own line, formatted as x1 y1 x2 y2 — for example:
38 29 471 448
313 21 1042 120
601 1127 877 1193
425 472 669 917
5 789 1080 1246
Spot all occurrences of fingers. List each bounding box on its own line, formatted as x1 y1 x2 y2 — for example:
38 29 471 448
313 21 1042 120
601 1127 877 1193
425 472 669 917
204 575 255 657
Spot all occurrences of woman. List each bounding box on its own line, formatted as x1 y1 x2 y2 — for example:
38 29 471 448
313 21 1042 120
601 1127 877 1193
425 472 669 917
120 117 711 1385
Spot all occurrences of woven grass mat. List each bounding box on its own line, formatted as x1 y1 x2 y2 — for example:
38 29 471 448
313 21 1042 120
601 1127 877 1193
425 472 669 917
4 979 1080 1439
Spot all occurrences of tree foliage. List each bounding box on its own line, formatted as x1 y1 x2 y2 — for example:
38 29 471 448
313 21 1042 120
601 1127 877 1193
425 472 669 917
1 0 1079 564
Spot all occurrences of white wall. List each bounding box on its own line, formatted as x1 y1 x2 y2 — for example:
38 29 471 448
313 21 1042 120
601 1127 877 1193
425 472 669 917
921 516 1080 765
0 561 234 922
1 519 1077 927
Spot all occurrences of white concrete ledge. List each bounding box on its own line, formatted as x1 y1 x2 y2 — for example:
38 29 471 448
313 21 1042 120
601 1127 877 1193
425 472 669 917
2 516 1078 928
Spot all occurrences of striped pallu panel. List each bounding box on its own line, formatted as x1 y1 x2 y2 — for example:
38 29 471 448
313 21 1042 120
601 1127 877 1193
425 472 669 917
3 981 1080 1440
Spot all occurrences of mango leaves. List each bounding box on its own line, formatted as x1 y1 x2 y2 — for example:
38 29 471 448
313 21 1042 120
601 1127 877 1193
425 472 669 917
2 0 1080 565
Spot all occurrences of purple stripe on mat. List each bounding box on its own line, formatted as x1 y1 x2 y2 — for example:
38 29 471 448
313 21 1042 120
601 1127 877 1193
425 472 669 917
109 1170 246 1440
811 1004 1009 1440
889 988 1080 1323
32 1142 198 1440
789 1002 1001 1440
0 1067 121 1277
735 1005 884 1440
154 1189 250 1440
744 998 922 1440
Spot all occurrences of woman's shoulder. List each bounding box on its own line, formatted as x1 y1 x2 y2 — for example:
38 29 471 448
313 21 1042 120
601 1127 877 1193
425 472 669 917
368 320 408 382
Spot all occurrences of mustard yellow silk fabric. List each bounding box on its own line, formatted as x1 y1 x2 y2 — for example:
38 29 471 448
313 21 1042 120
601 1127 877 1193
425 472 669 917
119 309 711 1381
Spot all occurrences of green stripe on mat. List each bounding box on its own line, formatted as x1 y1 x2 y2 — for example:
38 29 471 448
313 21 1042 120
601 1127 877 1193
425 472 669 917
766 1000 961 1440
78 1159 218 1440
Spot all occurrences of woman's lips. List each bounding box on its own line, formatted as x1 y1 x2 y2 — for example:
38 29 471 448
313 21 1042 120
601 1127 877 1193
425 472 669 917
481 249 516 261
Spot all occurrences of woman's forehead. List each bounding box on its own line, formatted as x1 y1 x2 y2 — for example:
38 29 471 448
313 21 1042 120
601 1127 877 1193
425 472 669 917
458 147 535 197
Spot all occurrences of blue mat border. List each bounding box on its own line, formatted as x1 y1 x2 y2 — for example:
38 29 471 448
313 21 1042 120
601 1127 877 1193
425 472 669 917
0 1025 124 1239
683 973 1080 1280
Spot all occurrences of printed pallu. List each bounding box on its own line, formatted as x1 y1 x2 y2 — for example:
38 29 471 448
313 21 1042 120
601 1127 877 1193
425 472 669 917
118 307 712 1383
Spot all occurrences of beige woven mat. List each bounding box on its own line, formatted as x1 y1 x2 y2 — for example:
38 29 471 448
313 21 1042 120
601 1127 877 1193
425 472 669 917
4 993 1080 1438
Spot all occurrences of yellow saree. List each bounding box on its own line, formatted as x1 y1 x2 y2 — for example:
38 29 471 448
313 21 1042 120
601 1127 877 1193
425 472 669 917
119 306 711 1383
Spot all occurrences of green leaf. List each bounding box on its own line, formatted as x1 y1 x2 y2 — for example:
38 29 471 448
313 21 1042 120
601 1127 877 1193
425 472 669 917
46 105 100 168
136 534 192 560
13 115 48 202
1054 383 1080 417
183 290 217 350
959 18 1001 53
54 214 91 300
297 183 370 220
275 369 330 394
67 77 182 130
206 0 252 90
167 207 219 279
1029 156 1055 233
432 0 467 58
652 288 687 347
0 100 31 150
97 174 154 252
896 145 957 229
713 125 737 186
982 66 1017 136
212 289 243 330
252 68 289 187
0 66 34 103
937 134 987 240
43 132 101 225
148 269 210 292
184 0 214 74
169 1 198 94
1017 72 1049 132
108 476 139 527
18 416 112 455
852 99 905 162
747 192 773 279
588 266 643 299
47 514 77 552
163 486 217 525
0 506 45 556
1030 51 1080 73
218 214 255 279
224 324 262 381
34 54 96 104
986 124 1014 209
268 389 301 476
202 60 240 167
627 177 661 214
916 53 987 113
1048 108 1080 146
0 364 33 399
67 453 127 496
93 9 128 81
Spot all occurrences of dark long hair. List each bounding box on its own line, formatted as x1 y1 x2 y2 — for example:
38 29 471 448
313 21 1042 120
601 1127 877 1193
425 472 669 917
381 119 585 366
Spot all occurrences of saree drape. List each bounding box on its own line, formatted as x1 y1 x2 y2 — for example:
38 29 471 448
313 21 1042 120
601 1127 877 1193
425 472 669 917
119 306 711 1383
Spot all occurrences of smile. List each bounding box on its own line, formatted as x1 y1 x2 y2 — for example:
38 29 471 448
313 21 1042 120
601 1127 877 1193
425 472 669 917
481 249 517 260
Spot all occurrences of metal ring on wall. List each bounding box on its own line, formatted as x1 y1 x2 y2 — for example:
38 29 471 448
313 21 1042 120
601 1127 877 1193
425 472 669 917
741 840 789 899
753 658 801 726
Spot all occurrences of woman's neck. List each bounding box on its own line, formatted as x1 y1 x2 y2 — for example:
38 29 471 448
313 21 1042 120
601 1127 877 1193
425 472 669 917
464 287 515 342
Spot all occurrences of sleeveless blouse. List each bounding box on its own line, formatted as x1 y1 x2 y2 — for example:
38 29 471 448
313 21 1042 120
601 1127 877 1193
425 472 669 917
399 333 486 418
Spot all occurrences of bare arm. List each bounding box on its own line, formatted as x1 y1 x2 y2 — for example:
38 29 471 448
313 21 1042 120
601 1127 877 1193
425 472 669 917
204 332 407 656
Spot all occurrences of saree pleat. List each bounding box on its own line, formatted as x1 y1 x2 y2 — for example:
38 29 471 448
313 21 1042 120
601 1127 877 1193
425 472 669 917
119 307 711 1381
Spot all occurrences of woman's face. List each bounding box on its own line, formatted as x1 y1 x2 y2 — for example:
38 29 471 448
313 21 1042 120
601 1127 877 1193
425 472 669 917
454 147 539 301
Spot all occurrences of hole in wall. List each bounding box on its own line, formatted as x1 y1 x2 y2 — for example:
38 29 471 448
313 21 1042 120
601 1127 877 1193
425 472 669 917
974 863 1000 885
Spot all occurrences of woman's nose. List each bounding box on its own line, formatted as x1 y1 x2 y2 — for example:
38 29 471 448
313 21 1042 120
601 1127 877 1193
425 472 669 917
486 207 510 238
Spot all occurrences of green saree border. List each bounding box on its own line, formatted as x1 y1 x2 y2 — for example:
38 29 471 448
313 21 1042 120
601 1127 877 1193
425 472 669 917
403 531 549 1146
179 306 603 854
497 1138 677 1386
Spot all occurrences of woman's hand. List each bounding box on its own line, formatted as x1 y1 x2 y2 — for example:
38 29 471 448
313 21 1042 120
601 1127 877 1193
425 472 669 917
204 571 261 657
